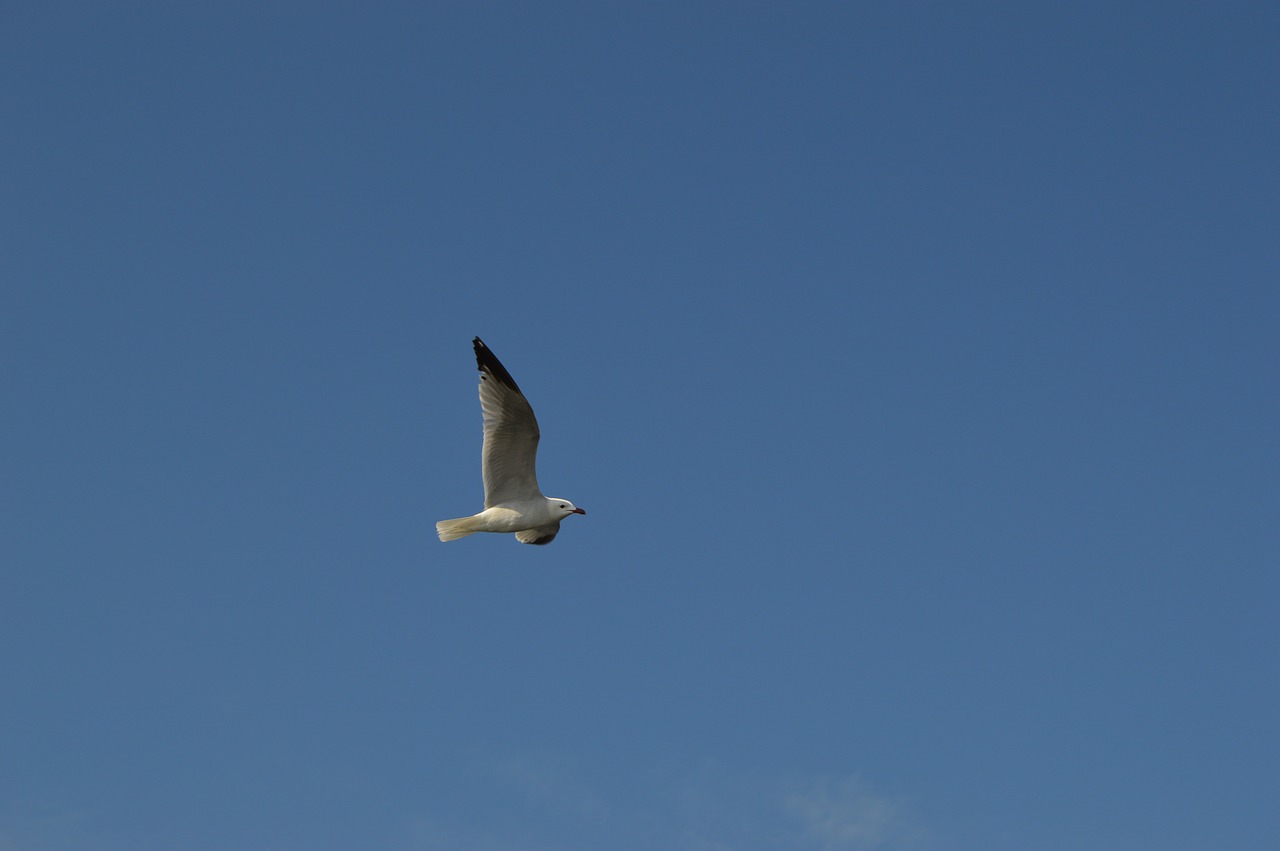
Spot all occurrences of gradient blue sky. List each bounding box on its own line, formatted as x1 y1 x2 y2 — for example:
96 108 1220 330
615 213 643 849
3 3 1277 850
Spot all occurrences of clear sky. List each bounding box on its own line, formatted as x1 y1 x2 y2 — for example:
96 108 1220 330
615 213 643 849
2 3 1277 850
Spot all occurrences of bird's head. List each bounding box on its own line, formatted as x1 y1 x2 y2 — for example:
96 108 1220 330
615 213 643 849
549 498 586 517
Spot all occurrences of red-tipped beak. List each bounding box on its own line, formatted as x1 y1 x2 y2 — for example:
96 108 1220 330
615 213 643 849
572 507 586 515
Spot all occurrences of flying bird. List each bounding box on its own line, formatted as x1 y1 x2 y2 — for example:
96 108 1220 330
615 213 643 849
436 337 586 545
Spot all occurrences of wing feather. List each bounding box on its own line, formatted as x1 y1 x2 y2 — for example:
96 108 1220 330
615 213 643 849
514 524 560 545
474 337 542 507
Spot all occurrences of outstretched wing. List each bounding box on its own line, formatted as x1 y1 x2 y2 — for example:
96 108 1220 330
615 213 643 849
474 337 542 507
515 524 560 545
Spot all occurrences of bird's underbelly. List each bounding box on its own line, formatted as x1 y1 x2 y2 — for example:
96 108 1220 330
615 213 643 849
474 506 542 532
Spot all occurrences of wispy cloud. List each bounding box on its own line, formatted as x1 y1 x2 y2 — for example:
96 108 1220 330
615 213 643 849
485 750 612 824
402 751 929 851
784 775 927 850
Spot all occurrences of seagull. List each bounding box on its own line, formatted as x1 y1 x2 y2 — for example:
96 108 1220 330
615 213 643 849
436 337 586 545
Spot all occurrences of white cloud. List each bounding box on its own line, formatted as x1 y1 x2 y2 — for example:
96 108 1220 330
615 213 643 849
486 750 612 823
401 752 929 851
784 775 927 851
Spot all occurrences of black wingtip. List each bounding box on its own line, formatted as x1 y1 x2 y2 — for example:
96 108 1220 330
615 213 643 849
472 337 523 394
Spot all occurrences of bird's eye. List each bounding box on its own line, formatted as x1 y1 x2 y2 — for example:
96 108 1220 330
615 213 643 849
559 504 566 508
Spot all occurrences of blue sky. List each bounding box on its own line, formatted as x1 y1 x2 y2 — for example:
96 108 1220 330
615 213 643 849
2 2 1277 849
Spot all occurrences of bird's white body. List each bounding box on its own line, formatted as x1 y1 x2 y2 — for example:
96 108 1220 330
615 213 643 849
438 497 576 535
436 338 585 546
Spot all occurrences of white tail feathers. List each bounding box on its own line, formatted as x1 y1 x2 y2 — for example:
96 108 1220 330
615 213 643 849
436 516 481 542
